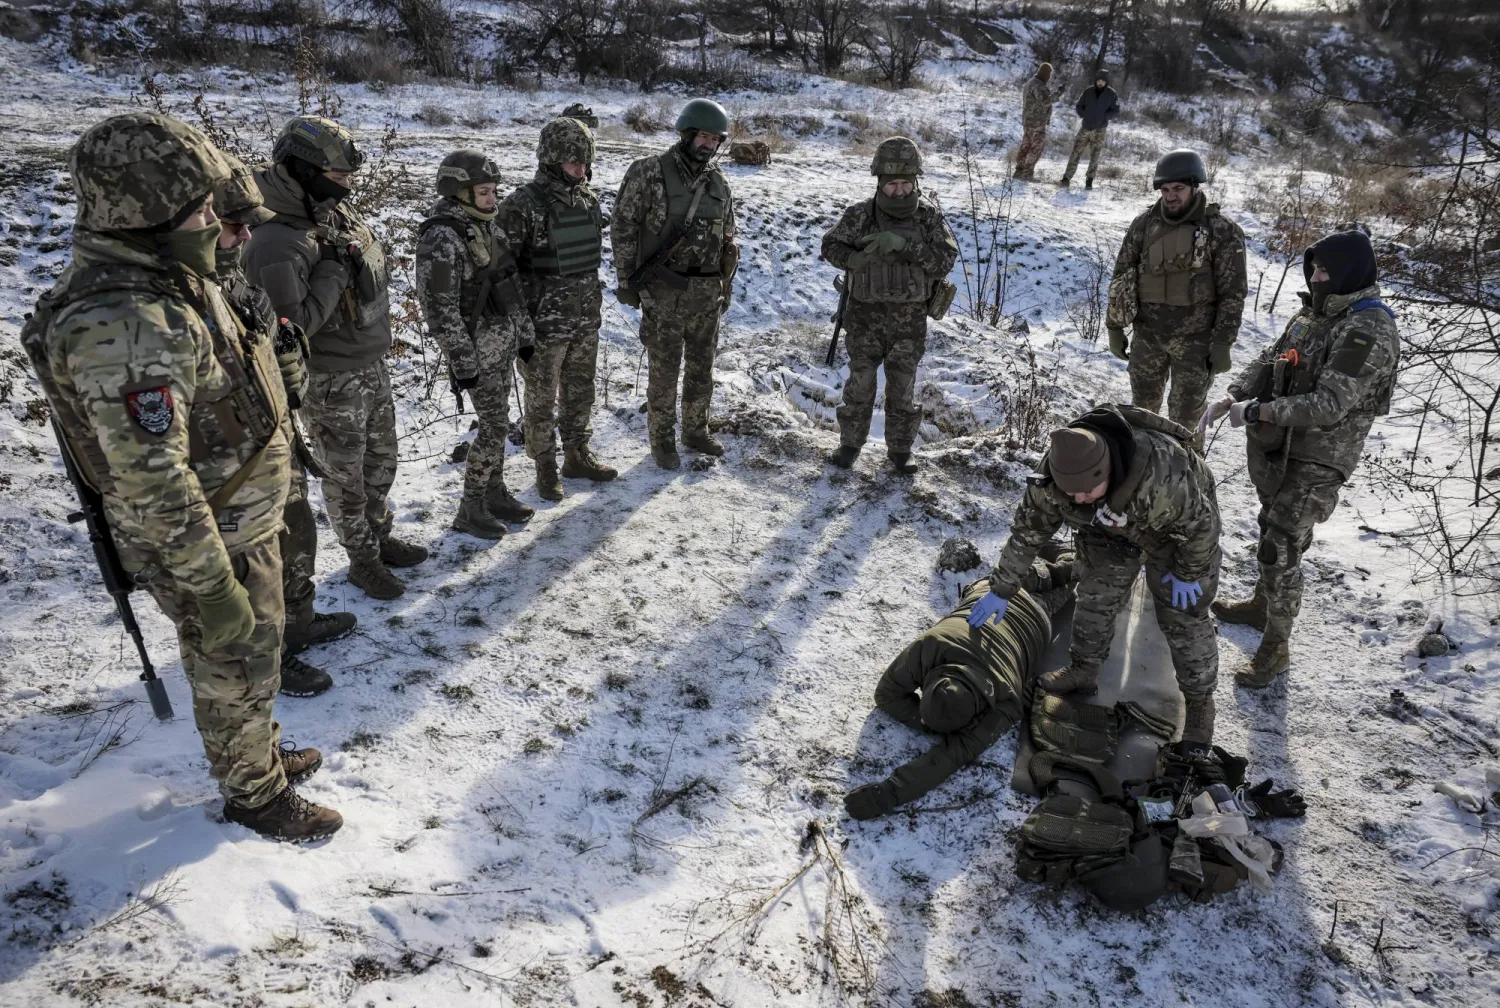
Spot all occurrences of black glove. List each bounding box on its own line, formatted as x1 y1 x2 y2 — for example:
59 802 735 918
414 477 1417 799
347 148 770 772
1244 779 1307 818
517 344 536 364
844 780 898 821
454 374 479 391
615 287 641 308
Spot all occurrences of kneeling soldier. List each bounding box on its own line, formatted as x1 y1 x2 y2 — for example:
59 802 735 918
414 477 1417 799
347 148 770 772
416 150 537 538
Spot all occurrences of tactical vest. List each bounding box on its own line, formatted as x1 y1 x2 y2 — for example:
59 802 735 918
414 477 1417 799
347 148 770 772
272 206 389 337
642 152 729 272
1138 217 1213 307
521 182 602 277
21 263 286 498
1258 304 1396 416
848 201 930 305
417 214 527 329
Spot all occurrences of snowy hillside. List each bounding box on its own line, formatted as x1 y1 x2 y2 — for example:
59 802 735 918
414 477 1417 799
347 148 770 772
1 24 1498 1008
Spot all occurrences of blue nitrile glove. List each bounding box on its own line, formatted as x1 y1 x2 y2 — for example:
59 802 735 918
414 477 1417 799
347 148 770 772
1161 572 1203 610
967 592 1009 628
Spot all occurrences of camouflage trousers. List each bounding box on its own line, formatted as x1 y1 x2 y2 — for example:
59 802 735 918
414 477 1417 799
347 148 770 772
1015 125 1048 177
837 300 927 453
1070 529 1220 697
1129 328 1215 430
1063 127 1107 183
522 327 598 458
1249 450 1344 644
462 320 519 502
279 451 318 633
641 278 722 443
146 537 287 808
301 359 398 563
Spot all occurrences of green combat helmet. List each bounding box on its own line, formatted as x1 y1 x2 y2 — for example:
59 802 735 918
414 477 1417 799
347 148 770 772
560 103 599 130
1152 148 1206 188
70 111 232 231
675 98 730 139
214 153 276 226
272 116 364 172
871 136 923 177
537 117 595 166
435 149 502 198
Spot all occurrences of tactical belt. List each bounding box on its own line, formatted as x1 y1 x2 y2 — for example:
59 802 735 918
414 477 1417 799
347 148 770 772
670 268 722 279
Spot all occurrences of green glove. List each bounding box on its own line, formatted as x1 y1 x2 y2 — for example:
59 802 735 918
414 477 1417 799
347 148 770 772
847 249 873 269
1207 342 1233 374
844 780 898 820
1107 326 1129 360
615 287 641 308
196 577 256 653
861 231 907 256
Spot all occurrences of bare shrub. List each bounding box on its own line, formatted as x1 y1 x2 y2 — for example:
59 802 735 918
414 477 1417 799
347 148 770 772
372 0 465 78
416 102 455 126
863 2 933 90
1063 233 1109 344
624 102 668 134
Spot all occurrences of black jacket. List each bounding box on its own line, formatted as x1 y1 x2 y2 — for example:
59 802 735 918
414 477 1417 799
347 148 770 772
1075 85 1120 131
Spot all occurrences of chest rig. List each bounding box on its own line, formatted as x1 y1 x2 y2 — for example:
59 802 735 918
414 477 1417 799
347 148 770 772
1138 215 1213 307
418 214 526 332
848 200 930 305
646 152 729 273
521 182 602 277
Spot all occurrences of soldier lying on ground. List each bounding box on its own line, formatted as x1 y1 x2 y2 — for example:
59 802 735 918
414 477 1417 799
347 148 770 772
844 556 1076 820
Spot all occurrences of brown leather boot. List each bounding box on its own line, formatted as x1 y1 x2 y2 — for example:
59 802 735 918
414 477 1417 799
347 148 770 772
1181 693 1216 747
279 743 323 785
379 534 428 568
1211 584 1268 631
652 440 681 470
485 481 535 522
562 444 618 481
1237 638 1291 688
535 453 564 500
1037 664 1099 696
682 431 725 456
348 556 404 600
451 498 507 540
224 786 343 842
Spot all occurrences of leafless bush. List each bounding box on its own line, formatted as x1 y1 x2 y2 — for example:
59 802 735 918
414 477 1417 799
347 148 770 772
863 3 933 90
372 0 465 78
1063 232 1109 344
952 111 1020 323
325 33 409 86
624 101 669 134
802 0 865 74
416 101 454 126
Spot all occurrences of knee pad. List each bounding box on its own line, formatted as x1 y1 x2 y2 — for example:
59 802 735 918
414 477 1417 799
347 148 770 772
1256 528 1299 569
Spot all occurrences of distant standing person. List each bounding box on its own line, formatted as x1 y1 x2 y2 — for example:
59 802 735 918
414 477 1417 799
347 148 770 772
1105 149 1248 430
1060 70 1120 189
1014 62 1063 182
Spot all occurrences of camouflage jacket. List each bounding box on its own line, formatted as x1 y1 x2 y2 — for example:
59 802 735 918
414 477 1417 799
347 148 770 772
244 163 391 372
495 170 605 341
34 232 291 595
987 405 1220 594
820 195 958 283
216 244 308 406
1022 76 1060 131
872 578 1051 811
415 197 535 381
1106 194 1247 348
611 148 737 284
1229 285 1400 479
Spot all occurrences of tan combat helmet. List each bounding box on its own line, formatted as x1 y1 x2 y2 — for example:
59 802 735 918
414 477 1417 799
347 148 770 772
271 115 364 172
214 153 276 226
70 111 232 231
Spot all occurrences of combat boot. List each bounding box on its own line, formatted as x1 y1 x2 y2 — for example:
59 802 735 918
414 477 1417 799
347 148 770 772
1038 663 1099 696
452 498 507 540
485 481 534 522
282 610 356 657
380 534 428 568
888 451 919 475
1237 638 1291 688
1057 176 1072 188
652 440 681 470
828 445 860 469
1211 585 1268 632
279 656 333 698
1085 178 1095 190
1181 693 1216 747
535 453 564 500
682 431 725 457
562 444 618 481
279 742 323 785
349 555 404 600
224 785 343 843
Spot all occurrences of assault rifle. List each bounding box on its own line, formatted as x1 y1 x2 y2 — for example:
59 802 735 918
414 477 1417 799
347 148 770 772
50 418 174 720
626 224 694 293
824 272 850 367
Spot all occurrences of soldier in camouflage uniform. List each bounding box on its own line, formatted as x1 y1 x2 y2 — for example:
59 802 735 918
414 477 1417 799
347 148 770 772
845 557 1076 819
245 117 428 600
1014 62 1061 181
213 156 356 699
1060 70 1119 188
968 404 1223 748
821 136 958 474
497 117 617 499
1106 149 1248 431
612 99 739 469
1201 228 1400 687
416 150 537 537
22 113 340 841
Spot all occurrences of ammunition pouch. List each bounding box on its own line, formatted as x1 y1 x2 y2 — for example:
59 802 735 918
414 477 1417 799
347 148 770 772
1016 793 1134 884
1138 219 1212 307
927 278 956 320
1030 693 1120 766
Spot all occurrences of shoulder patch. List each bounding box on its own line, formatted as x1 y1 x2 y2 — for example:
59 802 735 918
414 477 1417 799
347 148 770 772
125 386 175 436
1329 328 1375 377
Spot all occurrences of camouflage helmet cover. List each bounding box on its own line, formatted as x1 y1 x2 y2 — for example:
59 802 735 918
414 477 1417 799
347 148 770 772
436 149 501 197
272 116 364 173
537 117 595 166
214 153 276 226
70 111 232 231
871 136 923 176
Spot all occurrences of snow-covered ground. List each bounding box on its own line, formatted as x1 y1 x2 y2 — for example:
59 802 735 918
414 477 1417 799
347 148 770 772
1 28 1497 1008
